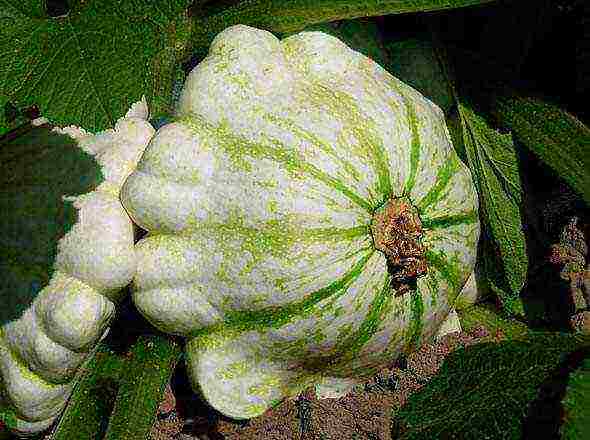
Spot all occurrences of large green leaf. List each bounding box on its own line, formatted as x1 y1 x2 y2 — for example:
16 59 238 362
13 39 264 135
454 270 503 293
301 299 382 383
0 0 192 133
491 93 590 207
431 29 590 208
0 123 103 326
560 355 590 440
392 332 590 439
456 101 528 310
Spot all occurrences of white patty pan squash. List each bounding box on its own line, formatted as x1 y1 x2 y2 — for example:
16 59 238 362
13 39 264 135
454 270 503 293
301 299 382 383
0 99 154 437
120 25 480 419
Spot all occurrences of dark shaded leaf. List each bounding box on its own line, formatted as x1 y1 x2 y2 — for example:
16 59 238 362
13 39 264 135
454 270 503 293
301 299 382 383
385 38 454 115
393 331 590 439
576 10 590 94
477 0 553 78
0 124 103 326
560 355 590 439
491 93 590 207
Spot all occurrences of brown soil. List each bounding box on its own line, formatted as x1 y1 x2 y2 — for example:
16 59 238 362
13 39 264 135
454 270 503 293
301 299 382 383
151 324 497 440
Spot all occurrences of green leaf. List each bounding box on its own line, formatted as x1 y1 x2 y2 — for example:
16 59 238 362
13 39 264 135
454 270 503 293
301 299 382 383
478 222 527 318
560 355 590 440
491 93 590 207
0 403 17 431
49 345 126 440
456 101 528 302
0 123 103 326
392 332 590 439
0 0 193 132
190 0 499 58
103 335 181 440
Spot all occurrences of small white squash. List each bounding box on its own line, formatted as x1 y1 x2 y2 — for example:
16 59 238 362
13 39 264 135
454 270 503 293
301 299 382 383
0 99 154 437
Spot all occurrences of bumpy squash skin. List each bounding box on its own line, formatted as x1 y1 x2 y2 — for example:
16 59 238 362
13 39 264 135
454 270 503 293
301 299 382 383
121 25 480 420
0 100 154 437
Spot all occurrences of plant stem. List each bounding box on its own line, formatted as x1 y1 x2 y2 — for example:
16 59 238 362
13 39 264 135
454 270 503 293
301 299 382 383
49 346 125 440
103 335 182 440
